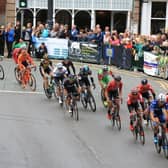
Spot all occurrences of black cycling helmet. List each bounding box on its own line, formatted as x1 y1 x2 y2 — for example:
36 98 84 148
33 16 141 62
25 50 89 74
141 79 148 85
114 75 121 81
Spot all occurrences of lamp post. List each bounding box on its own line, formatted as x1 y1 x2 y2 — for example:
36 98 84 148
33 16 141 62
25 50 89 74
47 0 53 30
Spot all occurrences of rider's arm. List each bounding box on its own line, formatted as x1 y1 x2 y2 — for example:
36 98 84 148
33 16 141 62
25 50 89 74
148 85 156 99
138 93 145 110
70 61 76 75
150 102 159 123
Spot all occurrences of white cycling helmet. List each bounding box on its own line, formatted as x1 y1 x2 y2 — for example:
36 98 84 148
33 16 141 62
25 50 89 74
157 93 166 102
57 62 63 69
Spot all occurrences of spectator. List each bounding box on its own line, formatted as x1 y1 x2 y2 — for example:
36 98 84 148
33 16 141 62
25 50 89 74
0 25 5 56
70 25 78 41
36 42 48 59
5 22 15 58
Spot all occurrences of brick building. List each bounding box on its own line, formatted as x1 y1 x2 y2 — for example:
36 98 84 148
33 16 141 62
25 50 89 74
0 0 15 25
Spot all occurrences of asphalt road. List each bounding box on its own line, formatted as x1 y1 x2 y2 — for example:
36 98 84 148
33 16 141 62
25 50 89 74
0 59 167 168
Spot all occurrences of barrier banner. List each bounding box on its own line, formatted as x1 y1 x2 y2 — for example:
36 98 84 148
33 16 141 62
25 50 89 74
34 38 68 59
68 41 99 63
143 52 158 76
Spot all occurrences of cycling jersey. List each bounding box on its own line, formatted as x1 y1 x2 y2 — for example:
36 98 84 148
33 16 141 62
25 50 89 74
127 93 143 105
53 66 68 78
62 60 76 75
106 80 122 92
98 68 113 85
78 68 94 87
63 77 79 96
39 58 53 76
137 84 155 94
17 53 34 70
150 100 168 117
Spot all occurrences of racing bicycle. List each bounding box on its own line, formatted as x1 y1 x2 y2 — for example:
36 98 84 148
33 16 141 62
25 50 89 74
80 85 96 112
14 65 36 91
154 123 168 159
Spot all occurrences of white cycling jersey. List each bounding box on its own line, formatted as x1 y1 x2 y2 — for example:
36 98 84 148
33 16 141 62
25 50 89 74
53 66 68 77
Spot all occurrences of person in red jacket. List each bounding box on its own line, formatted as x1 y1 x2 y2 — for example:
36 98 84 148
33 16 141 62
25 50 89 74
127 88 144 131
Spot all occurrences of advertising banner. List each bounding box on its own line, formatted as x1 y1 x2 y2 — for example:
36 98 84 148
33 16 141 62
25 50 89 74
143 52 158 76
68 41 99 63
34 38 68 59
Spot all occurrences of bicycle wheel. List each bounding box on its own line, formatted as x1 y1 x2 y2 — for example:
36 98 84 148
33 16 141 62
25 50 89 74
88 94 96 112
43 83 52 99
81 93 87 109
155 135 161 154
139 126 145 145
0 64 4 80
116 114 121 131
14 67 21 84
162 135 168 159
101 89 107 108
29 74 36 91
73 102 79 121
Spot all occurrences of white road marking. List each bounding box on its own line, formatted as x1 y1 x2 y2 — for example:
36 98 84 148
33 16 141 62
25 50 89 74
0 89 44 95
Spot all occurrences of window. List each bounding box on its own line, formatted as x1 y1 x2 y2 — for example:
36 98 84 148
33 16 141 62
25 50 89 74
151 2 166 34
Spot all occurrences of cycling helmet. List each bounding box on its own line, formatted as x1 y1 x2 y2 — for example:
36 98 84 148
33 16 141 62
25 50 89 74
103 65 108 71
131 88 138 95
157 93 166 102
83 65 89 72
114 75 121 82
57 63 63 69
141 79 148 85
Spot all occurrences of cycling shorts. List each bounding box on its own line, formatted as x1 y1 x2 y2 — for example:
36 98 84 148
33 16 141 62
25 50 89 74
108 90 119 100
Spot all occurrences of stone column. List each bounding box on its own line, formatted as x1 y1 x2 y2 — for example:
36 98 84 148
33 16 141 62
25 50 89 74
91 10 95 30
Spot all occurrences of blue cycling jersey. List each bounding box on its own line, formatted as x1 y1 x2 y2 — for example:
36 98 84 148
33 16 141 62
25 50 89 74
150 100 168 117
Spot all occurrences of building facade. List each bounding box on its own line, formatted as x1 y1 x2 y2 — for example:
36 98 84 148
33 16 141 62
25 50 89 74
15 0 136 33
141 0 168 35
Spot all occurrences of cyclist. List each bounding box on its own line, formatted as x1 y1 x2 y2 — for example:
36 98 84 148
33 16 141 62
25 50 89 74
98 65 114 107
39 54 53 94
17 47 36 88
53 62 68 104
137 79 156 124
62 58 76 75
78 65 95 93
63 74 80 113
105 75 123 120
127 88 145 131
150 93 168 143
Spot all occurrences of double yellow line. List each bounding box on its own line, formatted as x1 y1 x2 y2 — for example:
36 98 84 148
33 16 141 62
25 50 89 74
156 80 168 91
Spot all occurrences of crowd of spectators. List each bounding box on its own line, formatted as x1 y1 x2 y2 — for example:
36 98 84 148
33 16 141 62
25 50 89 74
0 21 168 62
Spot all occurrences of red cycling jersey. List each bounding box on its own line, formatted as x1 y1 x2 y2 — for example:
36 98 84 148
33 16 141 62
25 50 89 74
137 84 155 94
127 93 143 105
106 80 123 92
